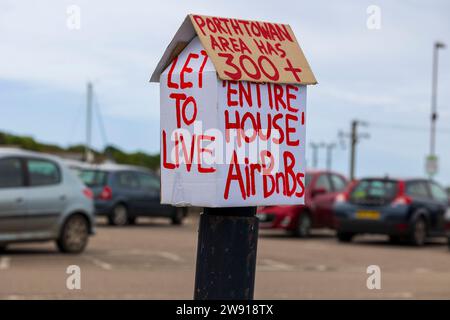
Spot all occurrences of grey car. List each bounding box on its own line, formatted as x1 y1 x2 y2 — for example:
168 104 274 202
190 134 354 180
77 163 186 226
0 148 95 253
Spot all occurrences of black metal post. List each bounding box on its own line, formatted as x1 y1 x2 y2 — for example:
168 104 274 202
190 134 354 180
194 207 259 300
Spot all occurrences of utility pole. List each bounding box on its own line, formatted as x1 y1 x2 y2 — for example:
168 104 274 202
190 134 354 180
309 142 321 168
321 142 336 171
428 42 445 178
339 120 369 181
85 82 93 163
350 120 358 181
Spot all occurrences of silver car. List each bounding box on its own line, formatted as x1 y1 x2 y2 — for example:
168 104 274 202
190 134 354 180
0 148 95 253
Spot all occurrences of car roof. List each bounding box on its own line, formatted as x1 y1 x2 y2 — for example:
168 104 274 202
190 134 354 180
63 159 96 169
357 176 431 182
84 162 153 174
306 169 346 177
0 147 64 164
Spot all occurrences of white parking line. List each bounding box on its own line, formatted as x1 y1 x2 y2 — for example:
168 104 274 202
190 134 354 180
259 259 294 271
155 251 184 262
313 264 328 272
414 268 430 273
0 257 11 270
84 256 113 271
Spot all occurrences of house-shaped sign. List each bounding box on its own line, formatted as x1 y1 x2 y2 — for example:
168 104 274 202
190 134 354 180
151 14 317 207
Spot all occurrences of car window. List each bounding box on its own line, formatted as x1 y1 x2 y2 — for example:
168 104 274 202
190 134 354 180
315 174 331 192
0 158 24 188
330 174 347 192
350 179 398 203
429 183 448 202
27 159 60 186
117 171 140 189
138 173 160 190
79 170 108 187
406 181 429 199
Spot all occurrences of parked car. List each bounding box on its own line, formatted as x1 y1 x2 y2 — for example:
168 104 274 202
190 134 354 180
0 148 95 253
64 158 95 175
334 177 449 246
78 163 185 226
256 170 348 237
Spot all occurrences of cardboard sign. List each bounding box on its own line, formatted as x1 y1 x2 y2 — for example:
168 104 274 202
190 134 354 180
152 15 316 207
150 14 317 85
189 14 316 85
158 37 307 207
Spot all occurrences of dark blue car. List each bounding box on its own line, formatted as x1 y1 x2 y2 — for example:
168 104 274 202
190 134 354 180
78 164 185 226
334 178 449 246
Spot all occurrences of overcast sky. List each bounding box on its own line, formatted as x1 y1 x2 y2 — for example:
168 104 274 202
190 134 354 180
1 0 449 184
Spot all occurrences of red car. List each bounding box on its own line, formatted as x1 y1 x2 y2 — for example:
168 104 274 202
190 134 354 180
256 170 348 237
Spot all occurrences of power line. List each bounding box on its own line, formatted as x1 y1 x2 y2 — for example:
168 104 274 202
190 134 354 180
369 121 450 133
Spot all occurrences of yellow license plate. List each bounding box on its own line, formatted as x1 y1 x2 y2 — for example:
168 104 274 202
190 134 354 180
356 210 380 220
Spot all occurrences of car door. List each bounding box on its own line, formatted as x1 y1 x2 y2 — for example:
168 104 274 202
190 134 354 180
427 181 448 233
114 171 141 214
311 173 334 227
136 172 164 215
22 157 67 234
0 157 27 235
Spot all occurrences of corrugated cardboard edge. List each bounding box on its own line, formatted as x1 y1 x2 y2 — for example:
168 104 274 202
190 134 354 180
150 15 197 83
151 14 317 85
284 24 317 85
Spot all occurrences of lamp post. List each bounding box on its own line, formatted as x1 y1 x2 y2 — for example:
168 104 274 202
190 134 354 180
428 41 446 178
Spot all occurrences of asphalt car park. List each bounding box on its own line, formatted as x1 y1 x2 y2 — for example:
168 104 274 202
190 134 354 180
1 215 450 299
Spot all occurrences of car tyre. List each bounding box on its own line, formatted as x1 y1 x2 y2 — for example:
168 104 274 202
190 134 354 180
171 208 184 225
108 204 129 226
293 214 311 238
337 231 354 242
56 214 89 254
409 216 427 246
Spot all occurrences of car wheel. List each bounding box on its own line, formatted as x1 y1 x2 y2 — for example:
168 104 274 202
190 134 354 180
294 214 311 238
56 214 89 254
410 217 427 246
108 204 128 226
171 208 184 225
337 231 354 242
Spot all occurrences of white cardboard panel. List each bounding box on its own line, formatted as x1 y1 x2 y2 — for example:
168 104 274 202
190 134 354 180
160 37 307 207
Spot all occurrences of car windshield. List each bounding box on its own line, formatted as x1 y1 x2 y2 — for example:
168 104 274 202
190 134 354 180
349 179 398 204
79 169 108 187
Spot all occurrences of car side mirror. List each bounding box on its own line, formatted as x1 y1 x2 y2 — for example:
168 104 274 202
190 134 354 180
312 187 327 197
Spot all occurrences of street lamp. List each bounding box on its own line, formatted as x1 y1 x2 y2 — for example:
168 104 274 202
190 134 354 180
428 41 445 178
